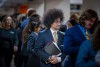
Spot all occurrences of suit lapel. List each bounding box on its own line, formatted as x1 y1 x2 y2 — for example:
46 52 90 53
57 31 62 49
46 29 62 50
31 32 38 39
75 25 86 40
46 29 54 42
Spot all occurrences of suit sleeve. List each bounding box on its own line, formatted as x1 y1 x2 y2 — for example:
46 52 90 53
27 35 35 53
63 30 80 55
34 33 51 62
76 40 96 67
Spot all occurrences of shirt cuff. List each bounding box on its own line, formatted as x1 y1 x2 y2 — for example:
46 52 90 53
57 57 61 62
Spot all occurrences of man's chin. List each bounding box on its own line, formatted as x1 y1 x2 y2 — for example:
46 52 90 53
87 26 92 29
56 28 60 30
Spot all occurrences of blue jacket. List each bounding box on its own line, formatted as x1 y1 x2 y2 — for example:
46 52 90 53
27 32 38 54
27 32 40 67
76 40 99 67
21 18 30 29
34 29 65 67
63 25 86 67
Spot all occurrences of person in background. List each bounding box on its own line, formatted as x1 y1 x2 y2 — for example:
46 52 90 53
67 13 80 29
63 9 98 67
0 15 18 67
18 8 36 49
19 14 41 67
16 14 26 30
16 8 36 67
21 8 36 29
34 8 66 67
59 24 67 33
14 14 26 67
76 20 100 67
63 13 80 67
26 18 41 67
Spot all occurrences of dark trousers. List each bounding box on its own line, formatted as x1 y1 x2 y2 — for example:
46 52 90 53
18 54 28 67
0 51 13 67
14 52 21 67
27 53 40 67
0 57 5 67
14 39 22 67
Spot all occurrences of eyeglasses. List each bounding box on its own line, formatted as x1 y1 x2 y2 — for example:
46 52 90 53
6 19 12 20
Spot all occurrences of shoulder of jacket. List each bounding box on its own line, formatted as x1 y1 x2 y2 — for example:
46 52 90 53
59 31 65 35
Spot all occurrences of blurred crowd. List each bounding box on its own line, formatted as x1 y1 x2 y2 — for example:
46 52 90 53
0 8 100 67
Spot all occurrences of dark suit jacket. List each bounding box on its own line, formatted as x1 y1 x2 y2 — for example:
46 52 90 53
34 29 65 67
63 25 86 67
27 32 40 67
27 32 38 53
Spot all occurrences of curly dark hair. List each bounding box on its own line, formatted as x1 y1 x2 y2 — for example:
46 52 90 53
43 8 64 28
92 21 100 51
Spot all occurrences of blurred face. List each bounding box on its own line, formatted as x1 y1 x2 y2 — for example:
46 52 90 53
51 18 61 30
6 16 12 26
84 18 96 29
36 25 41 33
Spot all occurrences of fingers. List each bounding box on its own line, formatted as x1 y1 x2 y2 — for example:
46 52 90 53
14 46 18 52
49 55 58 64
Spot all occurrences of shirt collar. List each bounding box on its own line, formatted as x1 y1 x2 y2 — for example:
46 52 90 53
34 32 38 36
50 28 58 34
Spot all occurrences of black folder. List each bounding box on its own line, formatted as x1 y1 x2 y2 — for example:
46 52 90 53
43 42 61 56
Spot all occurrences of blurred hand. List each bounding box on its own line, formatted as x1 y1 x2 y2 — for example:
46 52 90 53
49 55 58 64
14 46 18 52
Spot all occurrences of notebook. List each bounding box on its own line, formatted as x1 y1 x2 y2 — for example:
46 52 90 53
43 42 61 56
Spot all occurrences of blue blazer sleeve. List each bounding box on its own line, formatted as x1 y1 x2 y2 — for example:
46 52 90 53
63 29 80 55
27 35 35 53
76 40 96 67
34 33 51 61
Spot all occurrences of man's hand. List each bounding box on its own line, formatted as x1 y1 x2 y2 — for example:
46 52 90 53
14 46 18 52
49 55 58 64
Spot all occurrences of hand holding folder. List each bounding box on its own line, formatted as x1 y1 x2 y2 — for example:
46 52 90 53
43 41 61 56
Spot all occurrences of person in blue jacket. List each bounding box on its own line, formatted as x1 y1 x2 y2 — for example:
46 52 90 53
19 14 41 67
76 22 100 67
63 9 98 67
26 14 41 67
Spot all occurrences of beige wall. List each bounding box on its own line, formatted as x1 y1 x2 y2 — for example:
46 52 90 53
0 0 70 23
0 8 14 15
29 0 70 23
70 0 83 4
28 2 44 18
81 0 100 19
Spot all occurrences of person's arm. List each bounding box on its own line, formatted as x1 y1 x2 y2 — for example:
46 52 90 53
63 30 80 55
76 40 96 67
13 30 18 52
27 35 35 53
34 33 51 63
